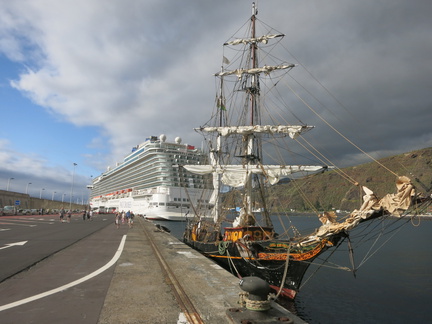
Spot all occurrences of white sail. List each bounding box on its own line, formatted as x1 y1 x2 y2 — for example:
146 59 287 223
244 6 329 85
184 164 328 187
224 34 284 46
196 125 313 139
215 64 295 79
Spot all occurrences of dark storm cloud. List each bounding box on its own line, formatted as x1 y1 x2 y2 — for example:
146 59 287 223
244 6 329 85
0 0 430 189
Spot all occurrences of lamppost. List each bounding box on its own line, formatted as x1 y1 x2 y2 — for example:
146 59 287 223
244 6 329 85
26 182 32 194
70 163 77 211
7 177 14 191
62 193 66 203
39 188 45 199
52 191 56 201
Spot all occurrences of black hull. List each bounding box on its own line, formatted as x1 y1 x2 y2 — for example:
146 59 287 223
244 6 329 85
183 237 327 299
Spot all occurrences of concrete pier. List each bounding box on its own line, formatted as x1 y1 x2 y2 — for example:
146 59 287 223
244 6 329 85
98 217 306 323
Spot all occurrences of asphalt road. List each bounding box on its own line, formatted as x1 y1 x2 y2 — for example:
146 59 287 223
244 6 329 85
0 213 129 323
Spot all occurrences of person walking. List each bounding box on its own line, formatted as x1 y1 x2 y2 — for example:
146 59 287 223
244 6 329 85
128 211 134 228
115 212 121 229
126 210 131 228
59 208 65 222
67 210 72 223
82 210 86 221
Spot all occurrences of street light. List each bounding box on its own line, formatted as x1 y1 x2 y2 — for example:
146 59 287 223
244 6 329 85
52 191 56 201
87 175 93 207
70 163 77 210
62 193 67 203
7 177 14 191
26 182 32 194
40 188 45 199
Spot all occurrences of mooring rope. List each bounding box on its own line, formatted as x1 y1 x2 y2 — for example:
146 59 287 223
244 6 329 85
274 243 291 300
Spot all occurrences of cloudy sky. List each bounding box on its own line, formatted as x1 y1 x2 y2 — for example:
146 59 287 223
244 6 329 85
0 0 431 202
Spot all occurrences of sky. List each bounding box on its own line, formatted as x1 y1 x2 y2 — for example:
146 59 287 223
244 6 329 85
0 0 431 202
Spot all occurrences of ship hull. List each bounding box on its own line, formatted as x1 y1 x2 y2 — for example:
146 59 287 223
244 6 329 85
143 211 194 221
91 186 213 221
92 196 199 221
183 235 335 300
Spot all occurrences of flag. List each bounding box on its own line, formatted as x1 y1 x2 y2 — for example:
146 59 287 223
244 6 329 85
223 56 230 64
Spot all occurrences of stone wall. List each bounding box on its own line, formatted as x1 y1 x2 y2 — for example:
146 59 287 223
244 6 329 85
0 190 86 211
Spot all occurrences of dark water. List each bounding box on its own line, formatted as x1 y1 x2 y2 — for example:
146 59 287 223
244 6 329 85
153 216 432 324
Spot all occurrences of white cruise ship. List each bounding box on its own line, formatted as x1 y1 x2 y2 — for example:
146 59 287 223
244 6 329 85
89 134 214 221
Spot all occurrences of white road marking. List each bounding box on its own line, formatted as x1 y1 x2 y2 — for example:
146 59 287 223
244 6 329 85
0 222 36 227
0 241 27 250
0 234 127 312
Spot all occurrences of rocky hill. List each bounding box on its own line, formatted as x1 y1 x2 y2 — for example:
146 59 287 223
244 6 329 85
268 147 432 212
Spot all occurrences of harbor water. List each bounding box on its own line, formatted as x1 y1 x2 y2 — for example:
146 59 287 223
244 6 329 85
153 215 432 324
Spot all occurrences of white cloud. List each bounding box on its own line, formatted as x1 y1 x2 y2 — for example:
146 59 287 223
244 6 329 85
4 1 228 166
0 0 431 185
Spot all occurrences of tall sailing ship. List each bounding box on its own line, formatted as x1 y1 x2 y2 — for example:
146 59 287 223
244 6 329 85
182 3 430 300
89 134 213 221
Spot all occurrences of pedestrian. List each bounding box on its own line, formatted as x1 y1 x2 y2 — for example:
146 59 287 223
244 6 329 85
87 210 91 221
82 210 86 221
115 212 121 229
121 211 125 224
67 210 72 223
126 210 130 227
128 211 134 228
59 208 65 222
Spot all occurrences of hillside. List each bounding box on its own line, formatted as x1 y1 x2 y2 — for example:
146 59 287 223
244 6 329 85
269 147 432 212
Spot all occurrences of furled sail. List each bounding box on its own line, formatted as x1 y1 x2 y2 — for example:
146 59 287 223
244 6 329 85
313 176 415 239
184 164 328 187
196 125 313 139
224 34 285 46
215 64 295 79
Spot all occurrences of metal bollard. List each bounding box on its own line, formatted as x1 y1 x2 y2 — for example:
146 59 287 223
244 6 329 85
238 276 271 311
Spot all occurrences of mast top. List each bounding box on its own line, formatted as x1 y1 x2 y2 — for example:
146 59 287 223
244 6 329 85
252 2 258 16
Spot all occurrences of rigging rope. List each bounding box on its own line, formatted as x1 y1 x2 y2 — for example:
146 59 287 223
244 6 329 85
356 217 410 269
278 42 404 180
284 80 399 178
300 238 350 290
181 172 200 219
291 178 318 214
226 248 243 279
296 136 359 186
274 243 291 300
